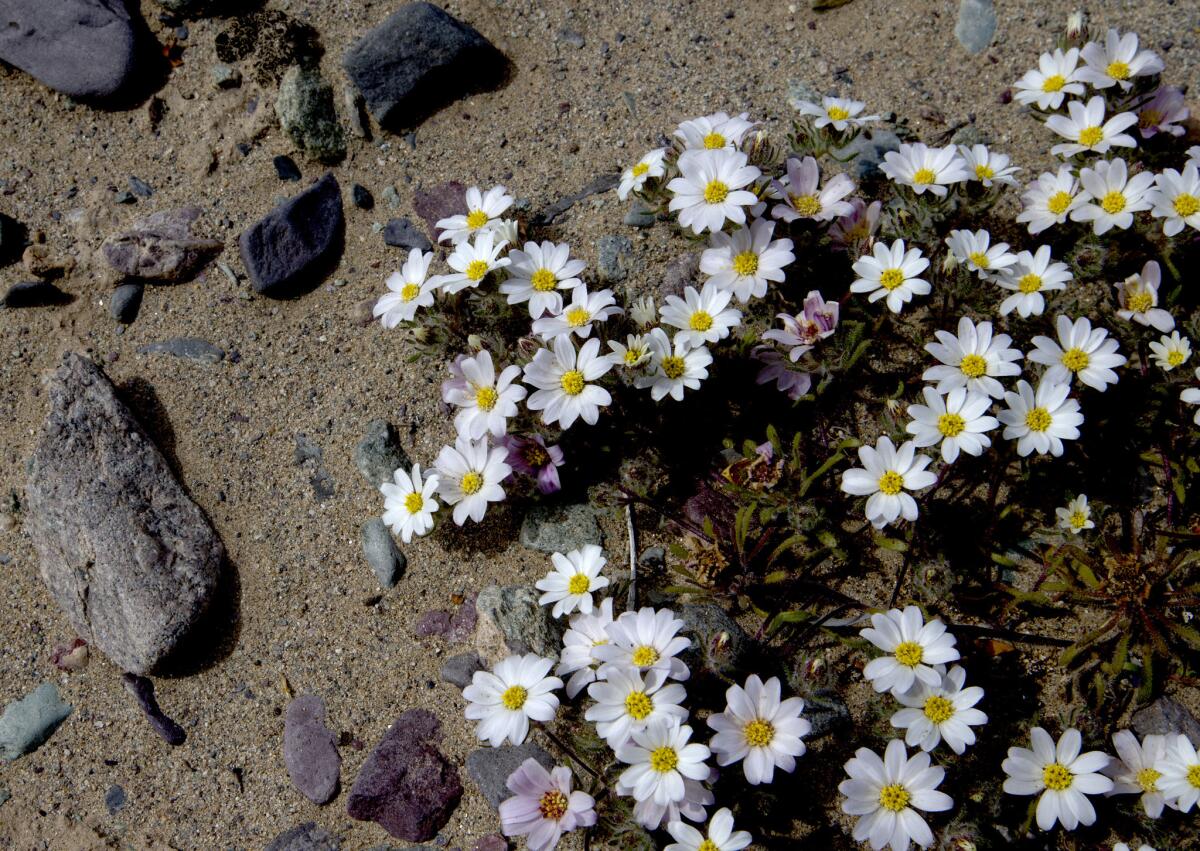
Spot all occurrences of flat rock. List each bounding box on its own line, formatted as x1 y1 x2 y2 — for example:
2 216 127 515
342 2 507 131
439 652 484 688
955 0 997 55
265 822 340 851
835 129 903 181
276 65 347 164
284 694 341 805
0 0 138 99
25 353 225 674
519 503 601 554
465 743 553 810
475 584 562 658
104 784 126 815
472 836 508 851
346 709 463 841
138 337 225 365
2 280 71 308
383 219 432 252
240 173 344 298
109 283 143 323
354 419 411 489
101 206 223 282
0 683 73 761
361 519 406 589
596 235 633 284
1132 696 1200 743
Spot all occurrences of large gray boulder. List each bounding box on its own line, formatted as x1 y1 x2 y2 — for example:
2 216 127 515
25 353 224 674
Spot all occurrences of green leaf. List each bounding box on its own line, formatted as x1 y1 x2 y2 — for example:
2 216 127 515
873 534 908 553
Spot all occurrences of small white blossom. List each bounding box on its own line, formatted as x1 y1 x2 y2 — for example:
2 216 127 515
436 185 514 245
958 144 1020 187
1149 331 1191 371
667 148 761 235
1056 494 1095 534
1114 260 1174 332
665 808 752 851
1013 48 1087 110
501 241 586 319
1027 315 1126 391
636 328 712 402
1150 164 1200 237
795 96 879 131
997 245 1073 318
698 218 795 303
945 228 1017 281
1045 95 1137 158
435 436 512 525
1017 165 1085 234
659 283 742 348
464 654 562 747
618 148 668 200
374 250 437 327
1072 158 1155 235
535 545 610 618
433 230 511 294
1158 733 1200 812
923 316 1023 399
890 665 987 755
674 111 756 152
880 142 970 197
523 336 613 429
380 463 439 543
906 386 998 464
707 674 810 786
840 437 937 529
839 738 953 851
1002 727 1114 831
860 606 961 696
1106 730 1170 818
998 378 1084 457
850 238 931 314
1077 28 1164 91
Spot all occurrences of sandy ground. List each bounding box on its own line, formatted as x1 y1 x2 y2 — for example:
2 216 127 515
0 0 1197 848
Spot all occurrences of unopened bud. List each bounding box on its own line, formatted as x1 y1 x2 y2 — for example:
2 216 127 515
466 333 484 351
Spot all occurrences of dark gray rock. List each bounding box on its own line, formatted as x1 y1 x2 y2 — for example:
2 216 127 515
128 177 154 198
1132 696 1200 743
274 156 302 182
412 181 465 238
787 78 822 109
3 280 71 308
352 185 374 211
955 0 997 55
240 173 344 298
342 3 507 132
25 354 225 674
138 338 225 365
276 65 347 164
354 419 412 489
623 202 656 228
284 694 340 805
104 784 126 815
638 546 666 569
596 235 633 284
475 584 562 658
519 503 601 554
265 822 340 851
101 206 223 282
382 186 402 210
439 652 484 688
532 174 619 227
121 674 186 745
361 519 405 589
557 28 585 49
677 604 752 681
0 0 138 99
465 743 553 810
383 219 432 252
662 253 700 296
109 283 143 324
836 129 903 181
346 709 463 841
0 683 73 761
0 212 25 265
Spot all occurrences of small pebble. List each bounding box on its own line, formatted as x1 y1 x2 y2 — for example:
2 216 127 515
105 784 126 815
109 283 143 324
114 190 136 205
351 184 374 210
128 176 154 198
382 185 401 209
273 155 302 182
3 280 71 308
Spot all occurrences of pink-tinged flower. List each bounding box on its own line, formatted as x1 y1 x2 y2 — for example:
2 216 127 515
753 347 813 400
499 758 596 851
770 155 855 223
1136 86 1189 138
441 353 470 400
501 434 565 494
829 198 882 251
762 291 839 360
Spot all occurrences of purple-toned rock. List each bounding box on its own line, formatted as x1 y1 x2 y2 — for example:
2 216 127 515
346 709 462 841
284 694 340 805
414 610 451 638
264 822 339 851
239 173 344 298
412 181 465 241
101 207 223 282
473 835 508 851
121 674 186 745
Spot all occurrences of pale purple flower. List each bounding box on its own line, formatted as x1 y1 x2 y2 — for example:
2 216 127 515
1136 86 1189 138
771 155 854 222
829 198 882 251
501 434 565 494
753 347 813 400
762 291 839 360
441 353 470 400
499 758 596 851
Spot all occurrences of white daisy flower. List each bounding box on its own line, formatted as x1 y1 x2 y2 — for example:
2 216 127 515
606 334 653 369
839 738 953 851
1013 47 1087 110
443 349 527 439
1017 165 1085 235
945 228 1017 281
618 148 668 200
615 719 711 808
463 653 563 747
374 249 437 327
436 185 514 245
1072 158 1155 235
1028 315 1126 391
1115 261 1174 332
1106 730 1170 818
996 245 1073 318
535 545 610 618
796 96 879 131
1150 164 1200 236
1045 96 1138 158
905 386 998 464
434 436 512 525
667 148 761 235
501 241 587 319
770 155 855 223
1056 494 1095 534
860 606 960 696
923 316 1023 399
586 666 688 750
1158 733 1200 812
707 674 810 786
850 238 931 314
698 218 795 303
1113 844 1155 851
673 111 756 152
595 606 691 681
665 808 752 851
434 230 511 294
659 283 742 348
958 144 1020 187
1190 145 1200 170
531 284 623 340
879 142 970 197
380 463 439 543
1183 370 1200 426
635 328 713 402
556 598 614 699
523 336 613 429
840 437 937 530
627 775 714 832
1001 727 1114 831
1149 331 1191 371
629 295 657 328
1077 28 1164 91
998 378 1084 457
890 665 987 755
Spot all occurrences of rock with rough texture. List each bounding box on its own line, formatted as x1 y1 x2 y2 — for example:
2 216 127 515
0 212 25 265
623 202 656 228
240 173 344 298
25 353 225 674
1132 696 1200 743
472 835 508 851
265 822 340 851
955 0 997 55
361 519 406 589
804 689 851 738
475 584 562 658
439 652 484 688
346 709 463 841
412 181 465 238
104 784 126 815
276 66 347 164
596 235 633 284
383 219 432 252
109 283 143 323
284 694 340 805
465 743 553 810
2 281 72 308
354 419 412 489
0 0 138 99
0 683 73 761
137 338 225 365
519 503 601 554
102 207 223 282
836 129 903 180
342 3 507 131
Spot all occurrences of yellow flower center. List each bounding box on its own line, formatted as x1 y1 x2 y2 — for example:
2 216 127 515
566 307 591 327
1018 273 1043 293
894 641 924 667
912 167 936 185
1069 510 1089 531
968 251 990 269
1025 407 1052 432
526 445 549 467
879 268 905 291
1126 290 1154 313
624 691 653 721
567 573 591 595
937 412 966 437
827 105 851 121
1187 764 1200 789
1042 74 1066 92
1047 191 1073 215
560 369 585 396
790 193 824 217
632 645 660 667
1077 126 1104 147
501 685 527 710
661 355 686 380
975 164 995 180
460 471 484 495
1139 109 1163 130
624 348 644 365
1042 763 1073 791
1173 194 1200 218
703 132 727 149
465 209 490 230
475 385 499 411
704 180 729 204
1061 348 1090 373
1106 60 1131 80
401 282 421 301
465 259 490 281
404 492 424 514
878 784 911 813
878 470 905 496
539 789 568 820
923 695 955 724
689 311 714 332
732 250 759 276
698 842 719 851
650 746 679 773
744 719 775 748
960 353 988 378
632 162 650 177
530 268 558 292
1136 767 1162 793
1101 191 1127 215
1168 349 1186 367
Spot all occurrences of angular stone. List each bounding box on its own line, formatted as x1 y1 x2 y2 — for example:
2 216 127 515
835 129 903 181
465 743 553 810
109 282 143 323
383 219 432 252
101 206 223 282
438 652 484 688
955 0 997 55
0 683 73 761
519 503 601 554
1132 696 1200 743
284 694 341 805
354 419 412 489
596 235 633 284
361 519 405 589
412 181 466 239
276 65 347 164
342 3 507 131
475 584 562 658
239 173 344 298
2 280 71 308
346 709 462 841
25 353 225 674
265 822 340 851
137 337 225 365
